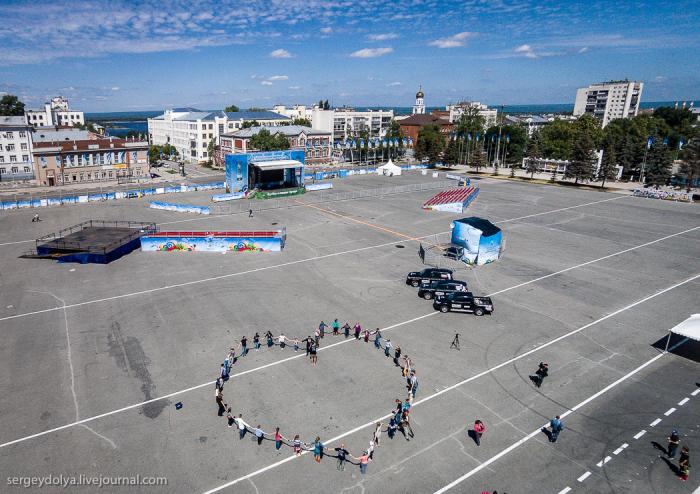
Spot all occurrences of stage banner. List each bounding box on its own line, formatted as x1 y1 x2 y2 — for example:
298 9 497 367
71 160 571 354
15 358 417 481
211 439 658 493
306 182 333 191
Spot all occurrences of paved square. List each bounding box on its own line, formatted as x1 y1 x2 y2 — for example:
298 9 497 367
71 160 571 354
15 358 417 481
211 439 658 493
0 172 698 493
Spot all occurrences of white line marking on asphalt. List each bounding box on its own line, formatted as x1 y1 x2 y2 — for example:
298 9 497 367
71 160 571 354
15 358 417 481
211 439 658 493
650 418 662 427
577 471 592 482
679 397 690 406
692 389 700 396
603 456 612 465
495 195 626 224
429 335 691 494
633 430 647 440
200 277 699 494
613 444 628 455
664 408 676 416
5 218 695 325
557 487 572 494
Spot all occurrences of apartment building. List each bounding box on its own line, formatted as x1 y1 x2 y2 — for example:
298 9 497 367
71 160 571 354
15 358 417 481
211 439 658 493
25 96 85 127
445 101 498 128
148 108 289 163
0 116 34 182
573 80 643 127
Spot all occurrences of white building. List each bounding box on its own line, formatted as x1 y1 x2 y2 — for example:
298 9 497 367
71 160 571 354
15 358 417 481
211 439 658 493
412 86 425 115
148 108 289 163
0 116 34 182
446 101 498 128
271 105 394 142
505 115 552 136
573 80 643 127
25 96 84 127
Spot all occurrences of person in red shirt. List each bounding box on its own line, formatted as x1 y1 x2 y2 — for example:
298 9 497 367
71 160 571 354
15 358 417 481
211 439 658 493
473 419 486 446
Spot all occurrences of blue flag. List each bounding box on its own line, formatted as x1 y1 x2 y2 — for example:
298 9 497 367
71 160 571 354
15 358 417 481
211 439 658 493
647 137 653 149
467 133 472 141
662 137 668 146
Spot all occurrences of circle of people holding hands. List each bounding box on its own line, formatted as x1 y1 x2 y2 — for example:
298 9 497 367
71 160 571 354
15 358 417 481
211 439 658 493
213 319 419 474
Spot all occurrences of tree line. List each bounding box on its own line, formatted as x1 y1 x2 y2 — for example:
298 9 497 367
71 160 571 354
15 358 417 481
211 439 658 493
414 106 699 189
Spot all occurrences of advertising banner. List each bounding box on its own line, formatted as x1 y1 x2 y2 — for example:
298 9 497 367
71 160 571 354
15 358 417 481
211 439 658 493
305 182 333 191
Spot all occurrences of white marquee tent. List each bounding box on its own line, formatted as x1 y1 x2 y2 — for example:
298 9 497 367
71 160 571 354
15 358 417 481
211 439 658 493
376 159 402 176
664 314 700 351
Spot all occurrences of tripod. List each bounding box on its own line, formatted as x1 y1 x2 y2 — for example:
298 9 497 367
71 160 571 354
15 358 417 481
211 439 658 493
450 333 460 350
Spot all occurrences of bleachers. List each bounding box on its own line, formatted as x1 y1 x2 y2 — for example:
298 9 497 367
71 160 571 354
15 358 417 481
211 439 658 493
422 187 479 212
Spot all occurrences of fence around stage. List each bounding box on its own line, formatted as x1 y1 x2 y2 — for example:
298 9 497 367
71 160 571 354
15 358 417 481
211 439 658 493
141 229 286 253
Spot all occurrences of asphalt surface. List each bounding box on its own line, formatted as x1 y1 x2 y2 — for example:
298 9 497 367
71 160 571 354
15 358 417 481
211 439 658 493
0 171 698 494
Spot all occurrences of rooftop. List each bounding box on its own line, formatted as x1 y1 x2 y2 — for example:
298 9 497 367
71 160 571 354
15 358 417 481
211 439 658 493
398 114 451 126
223 125 330 138
0 116 31 127
33 138 148 153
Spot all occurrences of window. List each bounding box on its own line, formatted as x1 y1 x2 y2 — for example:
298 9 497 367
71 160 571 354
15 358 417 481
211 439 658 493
23 166 30 173
6 144 15 151
108 171 113 178
0 156 3 162
19 131 26 138
10 155 17 162
203 151 207 158
22 155 28 162
208 124 213 129
5 131 13 139
21 143 28 150
0 167 5 174
11 166 18 173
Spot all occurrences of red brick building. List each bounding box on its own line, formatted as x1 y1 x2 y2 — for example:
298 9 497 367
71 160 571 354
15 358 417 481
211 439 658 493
398 114 453 144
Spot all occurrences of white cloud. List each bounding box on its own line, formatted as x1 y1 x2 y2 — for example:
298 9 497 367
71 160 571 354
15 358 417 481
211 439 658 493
289 86 301 90
270 48 292 58
515 44 538 58
261 80 273 86
367 33 398 41
578 46 589 53
386 81 402 87
267 75 288 81
653 75 666 83
320 27 332 34
429 31 475 48
350 47 393 58
111 86 120 91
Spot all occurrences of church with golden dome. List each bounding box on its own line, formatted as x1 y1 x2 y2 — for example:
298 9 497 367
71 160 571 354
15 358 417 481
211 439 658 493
412 85 425 115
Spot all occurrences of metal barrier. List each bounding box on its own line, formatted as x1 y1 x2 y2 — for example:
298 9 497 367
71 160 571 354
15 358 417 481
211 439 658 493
210 180 457 215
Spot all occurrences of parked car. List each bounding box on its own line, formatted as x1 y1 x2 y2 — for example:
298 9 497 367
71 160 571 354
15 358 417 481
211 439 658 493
417 279 468 300
405 268 453 287
432 292 493 315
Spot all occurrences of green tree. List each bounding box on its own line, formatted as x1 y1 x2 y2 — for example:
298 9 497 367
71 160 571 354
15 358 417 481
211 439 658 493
572 114 603 148
415 124 445 164
470 141 485 173
540 119 575 160
455 107 486 138
224 104 240 113
242 120 259 129
566 133 596 184
291 117 311 127
247 107 266 112
678 137 700 192
207 138 218 165
323 99 330 110
644 136 672 186
149 144 178 163
318 100 324 108
249 129 290 151
386 120 403 139
0 94 25 116
598 141 618 188
653 107 698 148
525 131 542 178
443 137 459 166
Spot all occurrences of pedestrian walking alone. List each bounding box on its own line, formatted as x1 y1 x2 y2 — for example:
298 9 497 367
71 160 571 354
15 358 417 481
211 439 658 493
668 430 681 459
248 208 253 218
533 362 549 388
313 437 324 463
473 420 486 446
548 415 563 442
679 446 690 481
240 335 248 356
335 444 349 470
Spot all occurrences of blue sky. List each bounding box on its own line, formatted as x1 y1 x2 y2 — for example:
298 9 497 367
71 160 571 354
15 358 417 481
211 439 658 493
1 0 698 111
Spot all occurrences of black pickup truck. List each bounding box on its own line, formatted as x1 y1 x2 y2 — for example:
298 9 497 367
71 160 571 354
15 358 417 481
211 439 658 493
417 279 468 300
432 292 494 315
405 268 453 287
